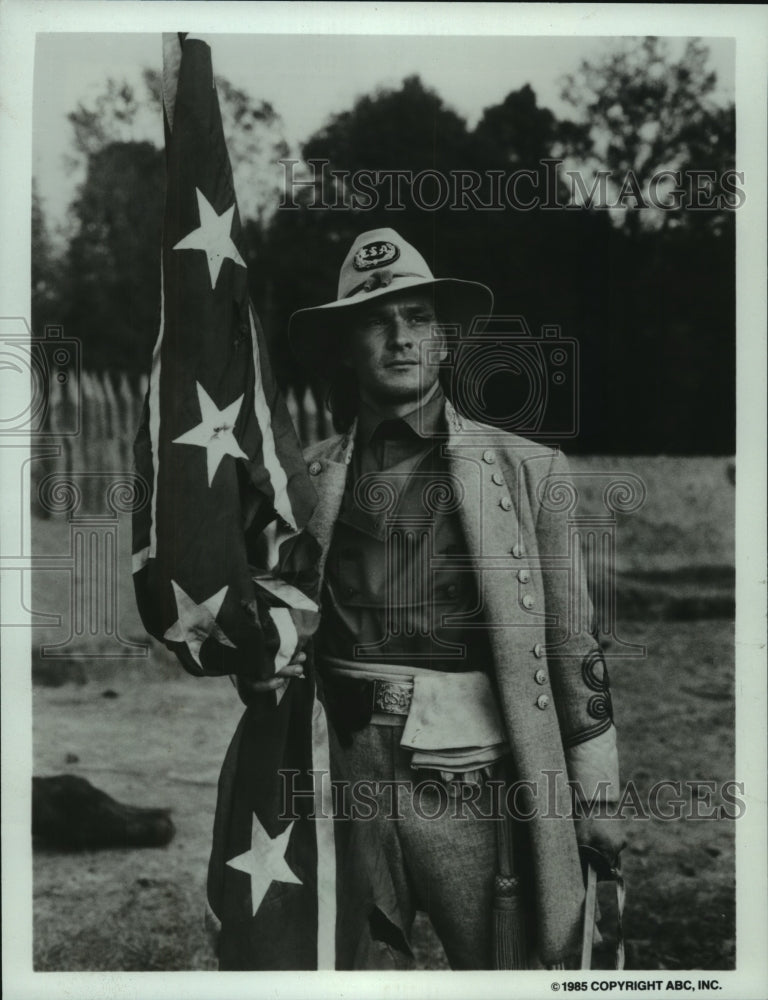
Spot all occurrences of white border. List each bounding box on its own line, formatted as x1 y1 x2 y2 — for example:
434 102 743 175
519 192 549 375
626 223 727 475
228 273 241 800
1 3 766 999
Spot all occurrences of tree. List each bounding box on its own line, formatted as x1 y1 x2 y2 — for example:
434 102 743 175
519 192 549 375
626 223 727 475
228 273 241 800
32 179 63 333
549 38 736 453
261 75 629 439
558 37 736 235
54 68 292 376
60 140 165 375
474 84 560 169
260 76 484 381
67 69 290 225
46 56 735 452
67 77 158 164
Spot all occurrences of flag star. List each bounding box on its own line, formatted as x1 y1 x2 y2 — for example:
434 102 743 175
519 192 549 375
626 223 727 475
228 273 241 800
164 580 235 667
226 815 302 916
173 187 246 288
173 382 249 486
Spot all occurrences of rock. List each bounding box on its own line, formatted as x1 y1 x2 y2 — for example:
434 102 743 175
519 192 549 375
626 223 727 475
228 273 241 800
32 775 175 849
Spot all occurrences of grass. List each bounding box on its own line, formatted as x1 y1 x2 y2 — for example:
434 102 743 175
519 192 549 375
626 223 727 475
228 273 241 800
32 619 735 971
28 455 735 685
30 456 736 971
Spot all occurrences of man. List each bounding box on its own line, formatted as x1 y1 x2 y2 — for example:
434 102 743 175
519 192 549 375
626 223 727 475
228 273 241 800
247 228 623 969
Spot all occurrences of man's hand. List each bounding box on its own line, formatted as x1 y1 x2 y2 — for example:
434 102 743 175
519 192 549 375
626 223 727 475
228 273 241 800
237 651 307 700
574 816 627 872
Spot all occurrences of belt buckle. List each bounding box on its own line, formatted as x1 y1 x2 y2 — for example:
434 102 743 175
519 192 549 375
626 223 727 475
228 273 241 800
372 679 413 716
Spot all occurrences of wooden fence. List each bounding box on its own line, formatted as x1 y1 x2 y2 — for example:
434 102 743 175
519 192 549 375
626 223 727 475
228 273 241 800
34 371 330 517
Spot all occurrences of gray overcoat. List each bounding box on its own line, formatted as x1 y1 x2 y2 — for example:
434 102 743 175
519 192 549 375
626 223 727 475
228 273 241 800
302 398 620 964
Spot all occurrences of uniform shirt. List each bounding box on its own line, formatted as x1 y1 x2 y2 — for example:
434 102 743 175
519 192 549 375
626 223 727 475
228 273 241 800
317 386 492 672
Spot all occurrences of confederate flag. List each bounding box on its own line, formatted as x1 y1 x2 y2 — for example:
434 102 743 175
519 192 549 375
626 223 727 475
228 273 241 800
132 33 397 970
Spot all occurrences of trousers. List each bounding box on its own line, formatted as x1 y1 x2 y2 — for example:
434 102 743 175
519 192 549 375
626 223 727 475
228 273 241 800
341 720 509 970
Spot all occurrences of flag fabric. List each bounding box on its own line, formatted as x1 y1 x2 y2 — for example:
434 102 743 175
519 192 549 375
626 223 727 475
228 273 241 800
132 32 316 682
131 33 397 970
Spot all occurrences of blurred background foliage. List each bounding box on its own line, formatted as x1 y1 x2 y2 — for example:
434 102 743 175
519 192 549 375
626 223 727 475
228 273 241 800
31 37 735 454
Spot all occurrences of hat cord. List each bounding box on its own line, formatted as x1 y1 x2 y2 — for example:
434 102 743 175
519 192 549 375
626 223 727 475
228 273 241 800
345 270 425 298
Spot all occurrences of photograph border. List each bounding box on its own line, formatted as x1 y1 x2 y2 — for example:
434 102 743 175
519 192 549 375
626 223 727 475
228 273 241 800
2 3 766 999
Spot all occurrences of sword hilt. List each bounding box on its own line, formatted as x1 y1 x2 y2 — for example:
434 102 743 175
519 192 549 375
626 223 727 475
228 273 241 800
579 846 625 971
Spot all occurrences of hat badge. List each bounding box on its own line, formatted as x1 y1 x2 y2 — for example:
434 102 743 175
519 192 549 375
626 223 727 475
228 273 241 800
353 240 400 271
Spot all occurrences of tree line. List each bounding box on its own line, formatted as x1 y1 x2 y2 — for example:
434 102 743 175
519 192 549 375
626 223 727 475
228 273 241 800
32 37 736 454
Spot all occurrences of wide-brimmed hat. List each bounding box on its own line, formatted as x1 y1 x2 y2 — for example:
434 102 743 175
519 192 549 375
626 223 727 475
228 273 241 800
288 228 493 369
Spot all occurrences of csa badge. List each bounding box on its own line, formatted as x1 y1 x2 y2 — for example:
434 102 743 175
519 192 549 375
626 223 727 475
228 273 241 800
352 240 400 271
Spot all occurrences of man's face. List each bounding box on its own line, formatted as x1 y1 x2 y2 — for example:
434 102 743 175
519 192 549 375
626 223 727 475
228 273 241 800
344 289 446 407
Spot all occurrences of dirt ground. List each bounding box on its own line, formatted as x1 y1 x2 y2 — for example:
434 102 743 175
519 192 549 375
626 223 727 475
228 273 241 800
32 618 735 972
29 455 736 972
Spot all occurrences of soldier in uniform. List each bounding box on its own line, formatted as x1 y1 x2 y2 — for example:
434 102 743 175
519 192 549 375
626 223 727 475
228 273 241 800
246 228 624 969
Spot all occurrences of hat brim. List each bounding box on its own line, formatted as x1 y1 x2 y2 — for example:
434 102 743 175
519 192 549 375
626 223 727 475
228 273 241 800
288 276 493 371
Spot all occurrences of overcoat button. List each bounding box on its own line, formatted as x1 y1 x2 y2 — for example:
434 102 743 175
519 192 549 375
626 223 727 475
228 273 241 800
308 460 322 476
522 594 535 609
499 497 513 511
533 643 545 658
536 694 550 710
482 450 495 464
511 543 525 558
518 569 531 584
492 472 505 486
446 583 457 598
534 669 547 685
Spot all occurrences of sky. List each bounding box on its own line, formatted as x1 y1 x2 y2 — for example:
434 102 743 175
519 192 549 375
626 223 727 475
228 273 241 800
33 31 735 238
